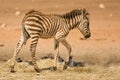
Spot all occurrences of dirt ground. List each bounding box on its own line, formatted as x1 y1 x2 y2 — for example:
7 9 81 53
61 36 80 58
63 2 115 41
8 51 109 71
0 0 120 80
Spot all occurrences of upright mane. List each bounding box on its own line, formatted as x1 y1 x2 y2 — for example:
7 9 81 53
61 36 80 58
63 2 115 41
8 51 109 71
62 9 82 19
61 8 89 19
25 9 43 15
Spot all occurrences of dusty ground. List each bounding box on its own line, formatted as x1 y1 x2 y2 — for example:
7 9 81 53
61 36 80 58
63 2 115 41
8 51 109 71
0 0 120 80
0 59 120 80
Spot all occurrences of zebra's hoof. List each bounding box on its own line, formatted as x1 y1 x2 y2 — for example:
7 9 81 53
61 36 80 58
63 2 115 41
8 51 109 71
63 65 68 70
63 62 69 70
10 70 16 73
10 66 16 73
50 66 57 71
10 69 16 73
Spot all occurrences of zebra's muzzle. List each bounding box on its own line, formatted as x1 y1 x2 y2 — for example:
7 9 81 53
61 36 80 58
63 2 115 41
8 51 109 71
85 34 91 39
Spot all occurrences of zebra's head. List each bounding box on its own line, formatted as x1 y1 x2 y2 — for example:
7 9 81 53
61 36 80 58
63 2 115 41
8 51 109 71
62 8 91 39
77 8 91 39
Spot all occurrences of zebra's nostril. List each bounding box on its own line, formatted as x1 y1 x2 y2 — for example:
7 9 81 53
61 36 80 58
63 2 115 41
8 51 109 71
85 34 90 39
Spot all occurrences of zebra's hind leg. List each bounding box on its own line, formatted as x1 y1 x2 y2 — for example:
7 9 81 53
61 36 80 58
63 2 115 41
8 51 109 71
60 38 71 70
10 36 26 72
30 36 41 72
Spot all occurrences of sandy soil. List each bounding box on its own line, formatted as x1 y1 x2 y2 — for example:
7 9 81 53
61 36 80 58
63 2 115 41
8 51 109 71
0 0 120 80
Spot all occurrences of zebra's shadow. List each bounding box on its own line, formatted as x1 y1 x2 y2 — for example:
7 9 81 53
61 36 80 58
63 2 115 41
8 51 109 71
40 53 85 68
16 54 85 71
40 54 85 71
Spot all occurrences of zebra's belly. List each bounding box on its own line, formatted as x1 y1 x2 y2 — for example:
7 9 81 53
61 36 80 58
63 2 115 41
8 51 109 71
39 33 55 39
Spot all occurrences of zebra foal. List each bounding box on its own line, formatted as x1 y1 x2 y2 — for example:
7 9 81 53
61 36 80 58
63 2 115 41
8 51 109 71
10 8 91 72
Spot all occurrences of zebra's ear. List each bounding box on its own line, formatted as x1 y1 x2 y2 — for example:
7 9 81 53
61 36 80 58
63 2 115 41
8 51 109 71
82 8 89 15
81 8 84 16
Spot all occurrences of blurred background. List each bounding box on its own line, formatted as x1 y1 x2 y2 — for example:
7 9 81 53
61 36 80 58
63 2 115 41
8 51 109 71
0 0 119 29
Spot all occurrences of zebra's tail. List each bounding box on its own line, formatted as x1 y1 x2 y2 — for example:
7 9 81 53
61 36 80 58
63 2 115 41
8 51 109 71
22 24 30 45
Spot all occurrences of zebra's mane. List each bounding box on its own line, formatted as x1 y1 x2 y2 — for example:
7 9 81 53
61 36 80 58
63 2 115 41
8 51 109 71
25 9 89 19
61 8 89 19
25 9 43 15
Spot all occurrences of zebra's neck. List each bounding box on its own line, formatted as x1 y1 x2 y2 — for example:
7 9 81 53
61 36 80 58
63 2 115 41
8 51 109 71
65 17 80 30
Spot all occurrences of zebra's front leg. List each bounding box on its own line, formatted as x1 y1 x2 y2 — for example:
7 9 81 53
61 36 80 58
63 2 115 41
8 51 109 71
30 37 41 72
52 39 59 71
60 38 71 70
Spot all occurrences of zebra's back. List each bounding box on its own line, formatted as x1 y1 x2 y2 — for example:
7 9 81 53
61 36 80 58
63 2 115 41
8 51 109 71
22 10 67 39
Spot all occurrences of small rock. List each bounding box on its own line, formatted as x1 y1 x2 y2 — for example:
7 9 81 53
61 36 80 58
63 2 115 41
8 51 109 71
99 3 105 9
16 57 23 63
0 43 4 47
15 10 21 16
37 73 40 76
69 61 84 67
1 23 6 28
80 38 86 40
41 53 54 59
28 60 33 65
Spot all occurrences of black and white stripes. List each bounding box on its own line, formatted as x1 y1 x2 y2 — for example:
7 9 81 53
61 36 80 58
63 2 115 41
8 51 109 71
10 8 91 72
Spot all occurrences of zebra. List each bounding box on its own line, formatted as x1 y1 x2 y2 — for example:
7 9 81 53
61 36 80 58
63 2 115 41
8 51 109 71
10 8 91 72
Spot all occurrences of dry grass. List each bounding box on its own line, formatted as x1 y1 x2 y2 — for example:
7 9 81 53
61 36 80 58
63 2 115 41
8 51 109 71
0 59 120 80
80 52 120 66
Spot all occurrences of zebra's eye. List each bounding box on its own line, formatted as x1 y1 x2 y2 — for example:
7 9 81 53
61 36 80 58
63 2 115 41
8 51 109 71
84 22 89 26
84 22 88 26
84 23 87 25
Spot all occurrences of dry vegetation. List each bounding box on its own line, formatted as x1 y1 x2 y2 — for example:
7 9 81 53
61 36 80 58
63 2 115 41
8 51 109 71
0 59 120 80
